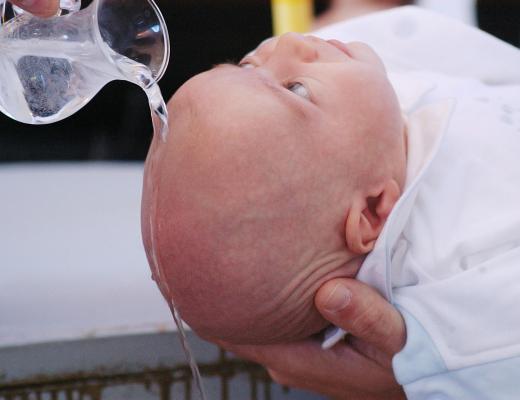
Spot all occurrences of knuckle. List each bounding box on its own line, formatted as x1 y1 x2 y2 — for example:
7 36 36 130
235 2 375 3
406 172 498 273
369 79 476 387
351 304 387 341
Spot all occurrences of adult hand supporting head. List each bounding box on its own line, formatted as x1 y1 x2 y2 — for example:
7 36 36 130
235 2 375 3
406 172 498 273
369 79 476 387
220 278 407 399
10 0 59 18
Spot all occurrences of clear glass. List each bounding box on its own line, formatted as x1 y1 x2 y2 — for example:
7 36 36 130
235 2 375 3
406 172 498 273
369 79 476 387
0 0 170 124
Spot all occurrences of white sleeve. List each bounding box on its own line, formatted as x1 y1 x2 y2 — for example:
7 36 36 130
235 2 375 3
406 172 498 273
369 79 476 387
394 308 520 400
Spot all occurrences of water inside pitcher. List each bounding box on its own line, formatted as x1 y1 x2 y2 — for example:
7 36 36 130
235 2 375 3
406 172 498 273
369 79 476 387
0 0 170 125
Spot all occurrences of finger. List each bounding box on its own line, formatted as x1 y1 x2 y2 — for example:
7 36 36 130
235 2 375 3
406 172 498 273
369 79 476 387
315 278 406 356
11 0 59 17
348 335 392 370
221 339 398 392
268 366 404 400
221 340 321 368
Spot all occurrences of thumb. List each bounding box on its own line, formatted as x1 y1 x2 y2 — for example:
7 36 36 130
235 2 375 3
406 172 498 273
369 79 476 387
315 278 406 357
11 0 59 17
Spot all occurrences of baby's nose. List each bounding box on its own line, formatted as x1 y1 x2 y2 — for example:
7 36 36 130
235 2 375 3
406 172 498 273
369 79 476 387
272 32 318 63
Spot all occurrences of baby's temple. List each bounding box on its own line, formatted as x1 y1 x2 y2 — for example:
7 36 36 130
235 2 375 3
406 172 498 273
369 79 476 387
2 1 520 400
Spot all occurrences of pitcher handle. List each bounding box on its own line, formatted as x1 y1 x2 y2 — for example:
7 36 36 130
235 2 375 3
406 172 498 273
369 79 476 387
1 0 7 25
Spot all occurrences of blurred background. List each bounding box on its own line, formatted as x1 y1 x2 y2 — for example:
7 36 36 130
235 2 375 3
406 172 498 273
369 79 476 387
1 0 518 163
1 1 519 399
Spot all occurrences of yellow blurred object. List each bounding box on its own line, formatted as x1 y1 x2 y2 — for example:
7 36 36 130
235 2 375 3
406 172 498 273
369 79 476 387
271 0 313 36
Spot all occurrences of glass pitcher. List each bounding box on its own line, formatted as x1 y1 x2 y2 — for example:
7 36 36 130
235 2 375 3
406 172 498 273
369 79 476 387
0 0 170 124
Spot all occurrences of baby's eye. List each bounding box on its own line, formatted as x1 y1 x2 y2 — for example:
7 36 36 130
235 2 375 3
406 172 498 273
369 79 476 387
287 82 310 100
239 62 255 69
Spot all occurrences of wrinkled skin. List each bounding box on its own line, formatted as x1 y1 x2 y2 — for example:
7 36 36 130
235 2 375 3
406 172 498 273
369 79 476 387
220 277 407 399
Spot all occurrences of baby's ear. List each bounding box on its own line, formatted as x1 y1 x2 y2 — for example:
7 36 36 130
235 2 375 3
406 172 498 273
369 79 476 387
345 180 401 255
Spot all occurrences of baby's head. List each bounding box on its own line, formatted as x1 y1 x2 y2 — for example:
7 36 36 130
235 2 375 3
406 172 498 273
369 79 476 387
142 33 406 345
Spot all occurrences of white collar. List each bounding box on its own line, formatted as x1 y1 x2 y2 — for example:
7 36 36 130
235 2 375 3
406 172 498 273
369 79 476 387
357 75 455 300
322 76 454 349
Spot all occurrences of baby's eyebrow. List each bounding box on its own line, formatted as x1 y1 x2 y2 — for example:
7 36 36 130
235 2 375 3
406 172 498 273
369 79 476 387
212 62 238 70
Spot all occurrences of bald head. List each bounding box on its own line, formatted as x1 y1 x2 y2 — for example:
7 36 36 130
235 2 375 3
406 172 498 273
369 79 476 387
142 37 406 344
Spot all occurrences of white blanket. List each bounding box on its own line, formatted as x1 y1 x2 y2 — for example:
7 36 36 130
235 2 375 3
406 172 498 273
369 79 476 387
314 5 520 85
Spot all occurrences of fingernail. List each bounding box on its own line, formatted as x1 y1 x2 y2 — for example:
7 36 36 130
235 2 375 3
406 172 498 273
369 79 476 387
323 283 352 312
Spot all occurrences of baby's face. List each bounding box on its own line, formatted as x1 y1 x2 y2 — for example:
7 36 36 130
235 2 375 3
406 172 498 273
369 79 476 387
234 33 390 128
142 34 404 345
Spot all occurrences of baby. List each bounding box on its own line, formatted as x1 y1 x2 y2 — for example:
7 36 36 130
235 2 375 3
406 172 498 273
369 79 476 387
142 7 520 399
141 33 407 344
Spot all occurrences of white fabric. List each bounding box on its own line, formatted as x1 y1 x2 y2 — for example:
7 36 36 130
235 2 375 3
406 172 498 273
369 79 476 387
416 0 477 26
314 6 520 398
402 102 444 188
313 6 520 84
391 73 520 370
395 308 520 400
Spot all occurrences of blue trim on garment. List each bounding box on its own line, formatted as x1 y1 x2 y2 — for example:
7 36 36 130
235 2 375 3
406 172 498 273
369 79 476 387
393 307 448 384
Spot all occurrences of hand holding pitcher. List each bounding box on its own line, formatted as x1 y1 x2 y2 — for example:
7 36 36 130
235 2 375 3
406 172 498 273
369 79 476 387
9 0 59 18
